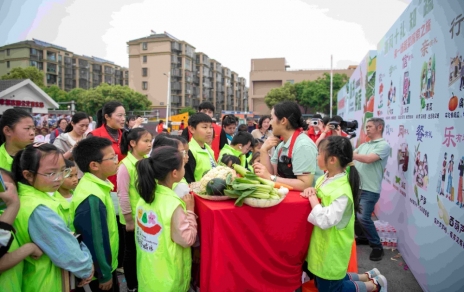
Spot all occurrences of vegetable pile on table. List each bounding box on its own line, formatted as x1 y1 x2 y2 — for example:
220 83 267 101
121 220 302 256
226 164 290 207
193 164 291 207
197 166 236 195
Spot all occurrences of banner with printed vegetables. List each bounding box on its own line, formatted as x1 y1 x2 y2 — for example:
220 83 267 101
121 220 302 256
368 0 464 291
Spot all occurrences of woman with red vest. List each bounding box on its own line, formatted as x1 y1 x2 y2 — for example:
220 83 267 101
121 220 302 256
87 101 127 272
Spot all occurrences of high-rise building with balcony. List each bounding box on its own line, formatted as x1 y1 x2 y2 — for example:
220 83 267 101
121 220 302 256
127 33 248 118
0 39 129 91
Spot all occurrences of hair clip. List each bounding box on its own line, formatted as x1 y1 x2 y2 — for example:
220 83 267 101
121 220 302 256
32 142 46 148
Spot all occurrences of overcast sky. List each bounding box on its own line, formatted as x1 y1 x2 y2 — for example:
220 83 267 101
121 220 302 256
1 0 409 84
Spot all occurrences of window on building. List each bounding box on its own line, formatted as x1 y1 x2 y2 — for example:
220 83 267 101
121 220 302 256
286 80 294 84
6 49 10 56
142 42 147 50
6 61 10 68
143 56 147 63
142 81 148 90
125 80 128 86
142 68 148 77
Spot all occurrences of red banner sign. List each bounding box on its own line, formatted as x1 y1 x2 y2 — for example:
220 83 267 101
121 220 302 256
0 99 44 108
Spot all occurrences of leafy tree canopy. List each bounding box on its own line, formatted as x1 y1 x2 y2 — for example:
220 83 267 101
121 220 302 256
179 106 196 116
1 67 45 88
264 82 297 109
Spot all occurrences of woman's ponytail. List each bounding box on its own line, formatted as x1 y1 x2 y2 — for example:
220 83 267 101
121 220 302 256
120 130 131 155
96 109 104 128
65 123 74 133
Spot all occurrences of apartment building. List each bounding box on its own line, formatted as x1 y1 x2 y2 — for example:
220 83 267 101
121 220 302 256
127 32 248 118
249 58 356 115
0 39 129 91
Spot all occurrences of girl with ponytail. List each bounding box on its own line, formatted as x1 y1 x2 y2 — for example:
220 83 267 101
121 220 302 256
117 127 152 290
301 136 387 291
135 146 197 292
0 108 35 171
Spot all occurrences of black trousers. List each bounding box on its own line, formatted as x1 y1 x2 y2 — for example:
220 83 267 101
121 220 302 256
117 217 125 269
123 229 138 290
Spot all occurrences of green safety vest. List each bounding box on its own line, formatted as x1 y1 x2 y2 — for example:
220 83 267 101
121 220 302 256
119 152 146 225
0 144 13 171
307 174 355 280
14 183 67 292
218 144 246 168
71 172 119 271
54 192 72 227
136 184 192 292
246 153 253 172
0 217 22 292
189 138 215 182
0 145 21 291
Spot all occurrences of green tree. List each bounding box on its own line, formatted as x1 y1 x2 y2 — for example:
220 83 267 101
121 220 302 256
78 84 151 116
42 85 68 109
295 73 348 115
180 106 196 116
1 67 45 88
264 82 297 109
67 88 87 111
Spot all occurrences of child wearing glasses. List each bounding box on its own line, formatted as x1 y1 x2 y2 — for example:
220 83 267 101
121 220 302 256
71 137 121 292
11 143 94 292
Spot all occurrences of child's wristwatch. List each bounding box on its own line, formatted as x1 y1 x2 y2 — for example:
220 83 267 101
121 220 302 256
270 175 277 182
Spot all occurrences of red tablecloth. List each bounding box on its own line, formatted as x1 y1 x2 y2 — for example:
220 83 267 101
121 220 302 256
195 191 313 292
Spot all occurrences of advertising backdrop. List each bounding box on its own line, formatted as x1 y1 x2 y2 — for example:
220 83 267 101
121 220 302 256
337 50 377 149
338 1 464 291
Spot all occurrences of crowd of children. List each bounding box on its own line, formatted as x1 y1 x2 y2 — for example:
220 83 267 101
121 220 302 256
0 100 387 292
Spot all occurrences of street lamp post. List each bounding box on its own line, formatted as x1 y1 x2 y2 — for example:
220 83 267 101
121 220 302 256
163 72 171 129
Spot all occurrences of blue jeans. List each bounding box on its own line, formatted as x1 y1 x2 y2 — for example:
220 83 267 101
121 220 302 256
315 274 368 292
355 190 382 249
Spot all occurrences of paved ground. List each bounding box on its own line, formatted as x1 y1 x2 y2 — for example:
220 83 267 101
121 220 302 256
357 244 423 292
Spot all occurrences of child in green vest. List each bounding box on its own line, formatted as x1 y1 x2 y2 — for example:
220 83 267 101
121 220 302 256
11 143 94 292
184 113 216 183
0 168 44 291
135 146 197 292
170 136 191 198
71 137 120 292
117 128 152 292
0 108 35 171
218 131 254 168
56 159 78 226
301 136 387 292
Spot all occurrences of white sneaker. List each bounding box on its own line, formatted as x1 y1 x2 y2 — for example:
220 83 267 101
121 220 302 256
373 275 387 292
365 268 381 279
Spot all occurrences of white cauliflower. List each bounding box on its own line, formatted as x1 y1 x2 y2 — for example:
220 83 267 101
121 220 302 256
199 166 236 194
